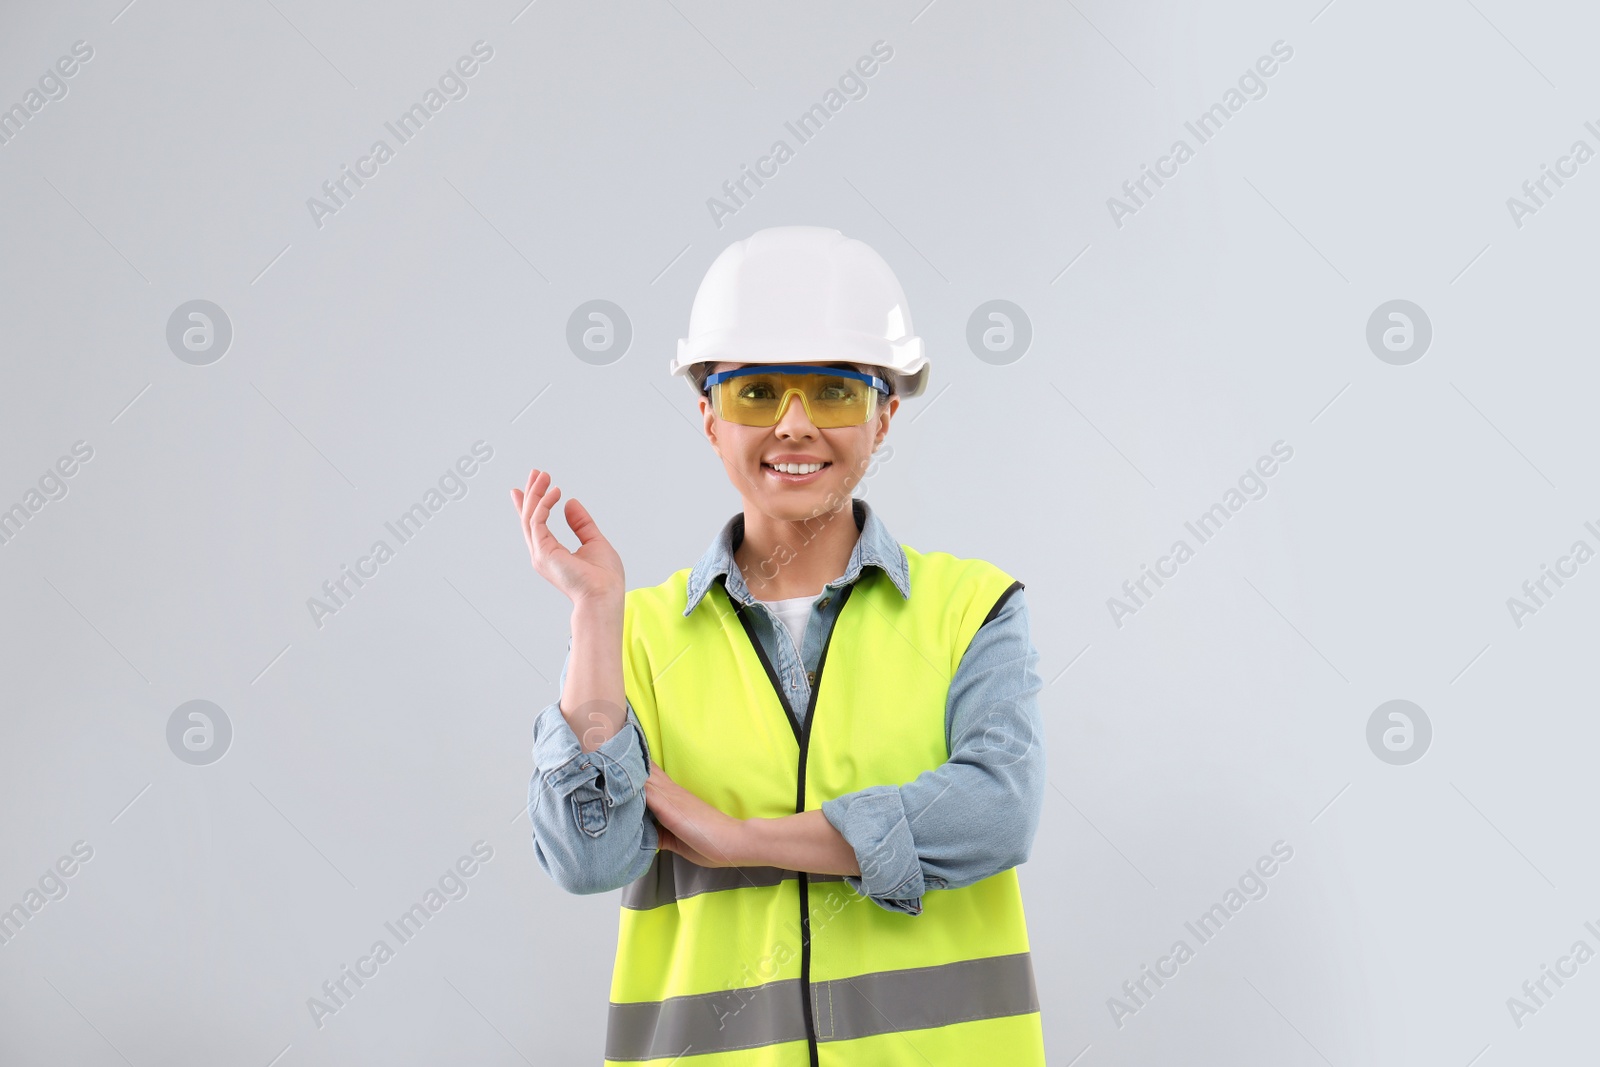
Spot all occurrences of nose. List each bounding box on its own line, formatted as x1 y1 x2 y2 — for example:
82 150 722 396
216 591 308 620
773 389 818 435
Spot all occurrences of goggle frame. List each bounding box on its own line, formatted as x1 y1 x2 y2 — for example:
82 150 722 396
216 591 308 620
701 364 892 428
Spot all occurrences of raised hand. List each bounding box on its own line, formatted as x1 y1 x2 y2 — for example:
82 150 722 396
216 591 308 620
509 468 625 607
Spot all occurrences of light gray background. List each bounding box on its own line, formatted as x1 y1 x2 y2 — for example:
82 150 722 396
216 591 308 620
2 0 1596 1064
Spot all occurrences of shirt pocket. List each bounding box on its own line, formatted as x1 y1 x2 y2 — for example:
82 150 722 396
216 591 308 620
571 777 609 837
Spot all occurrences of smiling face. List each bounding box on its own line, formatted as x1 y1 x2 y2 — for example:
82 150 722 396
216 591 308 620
699 360 898 522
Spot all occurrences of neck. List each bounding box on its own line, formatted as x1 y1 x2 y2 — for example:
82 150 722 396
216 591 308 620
734 498 859 601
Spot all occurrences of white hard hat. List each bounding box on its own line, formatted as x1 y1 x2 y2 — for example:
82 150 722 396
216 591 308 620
670 225 929 399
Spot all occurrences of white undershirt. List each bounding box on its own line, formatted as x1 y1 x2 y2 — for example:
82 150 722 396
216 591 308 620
761 594 817 657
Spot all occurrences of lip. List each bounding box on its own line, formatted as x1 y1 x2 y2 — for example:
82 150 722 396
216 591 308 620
762 460 831 484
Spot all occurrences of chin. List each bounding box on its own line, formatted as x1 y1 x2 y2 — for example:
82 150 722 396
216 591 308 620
756 483 840 517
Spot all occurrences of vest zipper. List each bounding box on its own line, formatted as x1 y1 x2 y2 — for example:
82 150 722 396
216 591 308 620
733 581 856 1067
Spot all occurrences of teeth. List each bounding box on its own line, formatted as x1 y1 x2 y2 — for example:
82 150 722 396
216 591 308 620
768 462 826 474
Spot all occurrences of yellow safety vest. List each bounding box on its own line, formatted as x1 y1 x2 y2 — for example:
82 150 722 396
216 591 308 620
605 544 1046 1065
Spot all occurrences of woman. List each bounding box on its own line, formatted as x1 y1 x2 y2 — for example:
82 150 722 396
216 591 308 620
511 227 1048 1065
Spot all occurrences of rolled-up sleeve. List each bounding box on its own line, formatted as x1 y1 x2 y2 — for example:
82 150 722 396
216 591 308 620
821 788 926 914
820 587 1046 915
528 644 659 896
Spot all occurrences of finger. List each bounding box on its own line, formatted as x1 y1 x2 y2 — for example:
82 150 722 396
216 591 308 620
527 483 566 559
644 794 667 820
660 828 682 854
647 788 692 828
653 793 710 840
518 470 550 529
563 497 606 548
644 776 669 804
512 469 540 512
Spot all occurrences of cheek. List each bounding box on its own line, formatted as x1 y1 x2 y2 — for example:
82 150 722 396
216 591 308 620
719 429 761 464
829 435 871 474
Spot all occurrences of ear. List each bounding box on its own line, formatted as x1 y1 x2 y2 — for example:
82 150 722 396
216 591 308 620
699 395 721 452
873 395 898 448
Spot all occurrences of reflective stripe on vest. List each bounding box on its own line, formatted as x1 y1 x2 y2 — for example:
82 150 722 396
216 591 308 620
607 951 1039 1060
609 545 1045 1066
622 855 847 911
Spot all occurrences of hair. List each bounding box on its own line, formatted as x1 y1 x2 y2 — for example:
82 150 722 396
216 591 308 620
852 363 895 395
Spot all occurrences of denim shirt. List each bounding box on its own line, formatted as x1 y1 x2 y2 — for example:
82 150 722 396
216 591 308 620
527 497 1046 915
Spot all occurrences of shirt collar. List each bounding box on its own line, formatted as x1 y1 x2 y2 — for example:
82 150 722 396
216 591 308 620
683 497 911 616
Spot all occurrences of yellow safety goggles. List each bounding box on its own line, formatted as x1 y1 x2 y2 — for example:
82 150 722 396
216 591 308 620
702 365 891 428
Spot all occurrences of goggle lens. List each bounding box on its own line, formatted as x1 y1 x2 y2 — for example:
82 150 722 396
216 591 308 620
707 367 885 428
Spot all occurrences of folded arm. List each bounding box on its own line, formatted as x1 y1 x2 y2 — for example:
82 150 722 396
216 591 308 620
818 588 1047 915
646 766 861 877
532 590 1048 912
